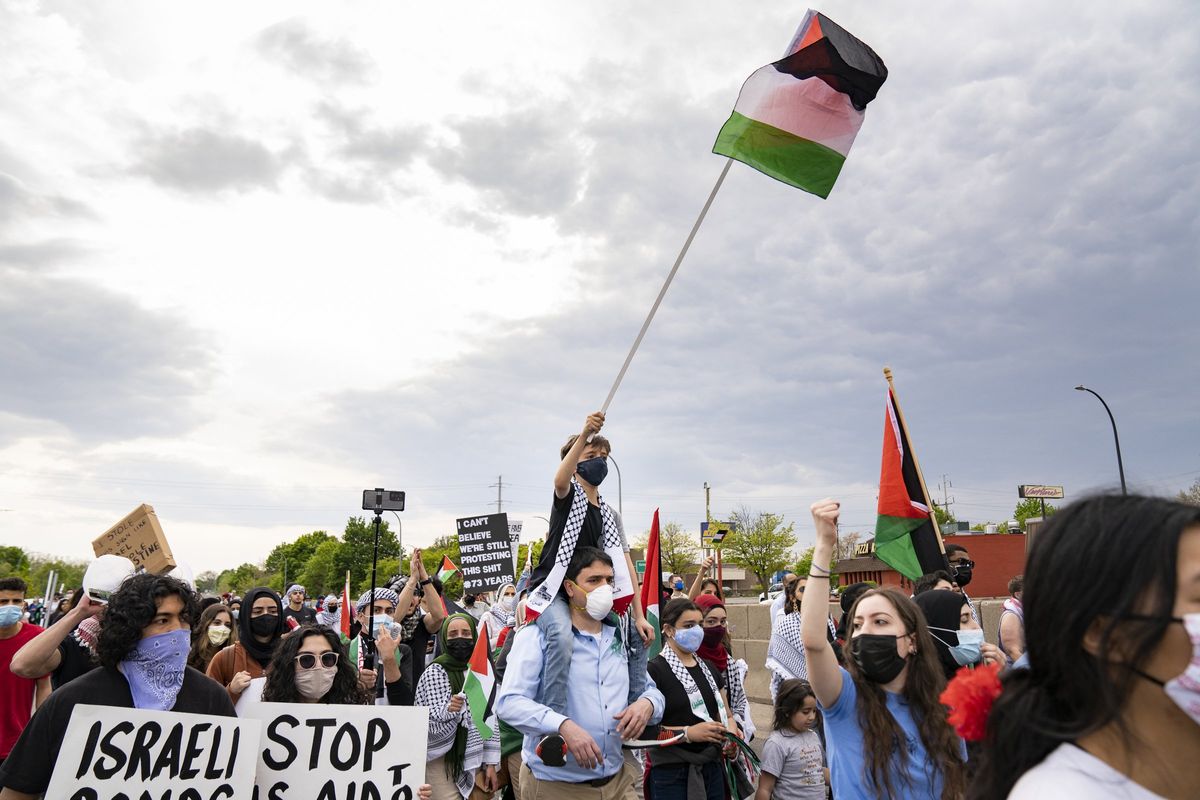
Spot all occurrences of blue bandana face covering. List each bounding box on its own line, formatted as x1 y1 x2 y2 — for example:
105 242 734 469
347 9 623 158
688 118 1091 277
120 628 191 711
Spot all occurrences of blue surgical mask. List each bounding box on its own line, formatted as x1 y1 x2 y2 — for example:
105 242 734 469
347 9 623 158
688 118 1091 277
372 614 401 639
674 580 685 590
0 605 22 627
575 456 608 487
672 626 704 653
930 626 984 666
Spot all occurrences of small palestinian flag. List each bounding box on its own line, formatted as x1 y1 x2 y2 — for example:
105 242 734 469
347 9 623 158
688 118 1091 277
875 384 949 580
714 9 887 198
640 509 664 660
339 571 352 641
463 621 496 739
437 555 459 583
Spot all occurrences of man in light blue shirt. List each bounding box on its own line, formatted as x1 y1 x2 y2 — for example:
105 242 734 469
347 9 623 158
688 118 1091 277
497 546 664 800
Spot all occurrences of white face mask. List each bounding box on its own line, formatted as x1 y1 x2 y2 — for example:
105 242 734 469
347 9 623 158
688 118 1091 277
570 581 614 621
207 625 232 646
1165 613 1200 726
500 596 515 611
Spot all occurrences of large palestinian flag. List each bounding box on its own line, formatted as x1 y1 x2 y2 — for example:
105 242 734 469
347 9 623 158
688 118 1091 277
640 509 664 660
713 9 887 198
875 386 949 581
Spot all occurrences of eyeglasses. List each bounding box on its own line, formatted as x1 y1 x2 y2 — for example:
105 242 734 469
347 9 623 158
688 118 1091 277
951 560 975 570
295 652 339 670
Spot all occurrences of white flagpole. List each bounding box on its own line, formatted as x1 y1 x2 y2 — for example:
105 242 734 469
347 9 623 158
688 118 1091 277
594 159 733 422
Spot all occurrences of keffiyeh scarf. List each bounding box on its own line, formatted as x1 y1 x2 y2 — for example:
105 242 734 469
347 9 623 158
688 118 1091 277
526 480 633 620
663 646 727 726
71 615 102 660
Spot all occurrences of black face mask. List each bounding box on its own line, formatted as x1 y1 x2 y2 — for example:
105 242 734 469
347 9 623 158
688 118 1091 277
575 457 608 487
250 614 279 637
445 638 474 662
850 633 908 684
952 566 973 588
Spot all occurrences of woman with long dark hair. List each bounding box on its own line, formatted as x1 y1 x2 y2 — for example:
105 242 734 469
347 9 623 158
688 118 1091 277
206 587 285 702
801 498 965 799
188 603 237 673
646 598 740 800
971 495 1200 799
414 612 500 800
260 625 368 704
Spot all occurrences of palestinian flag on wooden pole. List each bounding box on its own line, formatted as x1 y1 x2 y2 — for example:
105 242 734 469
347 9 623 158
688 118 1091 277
463 621 496 739
875 368 949 580
641 509 664 660
714 9 887 198
437 555 459 583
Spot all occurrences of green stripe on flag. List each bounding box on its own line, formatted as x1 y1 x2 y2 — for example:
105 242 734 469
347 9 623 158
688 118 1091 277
714 112 846 198
646 608 661 660
873 514 927 581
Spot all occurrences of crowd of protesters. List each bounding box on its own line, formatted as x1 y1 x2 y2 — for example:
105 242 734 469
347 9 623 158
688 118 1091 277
1 410 1198 799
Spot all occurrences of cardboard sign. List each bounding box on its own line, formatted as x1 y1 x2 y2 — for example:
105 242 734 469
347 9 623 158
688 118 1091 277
92 504 176 574
456 513 514 593
244 704 428 800
46 704 261 799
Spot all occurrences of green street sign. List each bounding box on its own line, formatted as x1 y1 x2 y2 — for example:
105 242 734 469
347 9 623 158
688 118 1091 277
635 560 646 574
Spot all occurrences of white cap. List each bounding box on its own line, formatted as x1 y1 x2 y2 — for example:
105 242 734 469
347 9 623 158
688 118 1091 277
82 555 136 604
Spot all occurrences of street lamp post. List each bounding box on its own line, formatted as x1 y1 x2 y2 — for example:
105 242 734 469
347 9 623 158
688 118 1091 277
1075 385 1128 495
607 455 624 516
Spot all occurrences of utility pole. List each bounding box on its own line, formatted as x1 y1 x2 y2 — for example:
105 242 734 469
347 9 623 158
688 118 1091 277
938 474 955 525
490 475 504 512
703 482 711 560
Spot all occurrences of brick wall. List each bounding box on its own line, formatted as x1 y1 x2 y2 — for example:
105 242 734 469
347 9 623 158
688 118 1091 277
942 534 1027 598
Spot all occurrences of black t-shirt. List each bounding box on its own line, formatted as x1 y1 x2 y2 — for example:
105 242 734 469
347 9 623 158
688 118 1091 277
529 490 605 592
408 619 433 689
283 606 317 627
52 635 98 690
0 665 235 794
647 655 725 765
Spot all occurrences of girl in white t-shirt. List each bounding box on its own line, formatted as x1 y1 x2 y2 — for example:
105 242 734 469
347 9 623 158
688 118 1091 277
970 495 1200 800
756 679 827 800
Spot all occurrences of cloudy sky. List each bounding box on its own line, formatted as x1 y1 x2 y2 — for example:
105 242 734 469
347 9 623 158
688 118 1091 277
1 0 1197 575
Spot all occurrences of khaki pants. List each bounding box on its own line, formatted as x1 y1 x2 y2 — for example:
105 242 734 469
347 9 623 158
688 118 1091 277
427 757 495 800
503 752 524 800
519 761 638 800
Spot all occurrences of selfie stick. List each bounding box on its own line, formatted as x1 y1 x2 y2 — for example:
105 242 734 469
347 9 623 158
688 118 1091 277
589 160 731 440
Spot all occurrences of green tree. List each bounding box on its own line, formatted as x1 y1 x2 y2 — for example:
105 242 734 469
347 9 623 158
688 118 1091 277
722 508 797 593
1178 478 1200 507
933 505 956 527
0 546 30 577
194 570 220 593
1013 498 1058 531
421 534 466 600
25 556 87 597
216 562 269 595
265 530 333 587
299 539 344 597
334 517 400 591
635 522 699 577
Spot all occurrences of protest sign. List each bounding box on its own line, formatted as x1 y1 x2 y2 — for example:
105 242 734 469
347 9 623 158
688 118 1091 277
244 703 428 800
46 704 260 800
456 513 514 593
508 519 522 578
92 503 176 574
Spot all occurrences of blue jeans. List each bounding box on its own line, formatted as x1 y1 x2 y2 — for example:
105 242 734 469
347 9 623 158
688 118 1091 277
536 594 649 714
648 762 724 800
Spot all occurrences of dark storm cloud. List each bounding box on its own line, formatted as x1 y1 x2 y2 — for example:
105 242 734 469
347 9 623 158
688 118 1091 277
0 268 216 444
131 128 286 193
256 18 377 86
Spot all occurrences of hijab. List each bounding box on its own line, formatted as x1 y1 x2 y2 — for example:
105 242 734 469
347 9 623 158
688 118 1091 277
693 593 729 672
914 589 967 680
238 587 286 668
430 613 478 781
488 583 515 629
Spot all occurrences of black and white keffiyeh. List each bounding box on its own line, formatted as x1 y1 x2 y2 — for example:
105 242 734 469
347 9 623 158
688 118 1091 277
415 663 499 798
766 612 808 700
663 646 727 726
526 480 633 619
